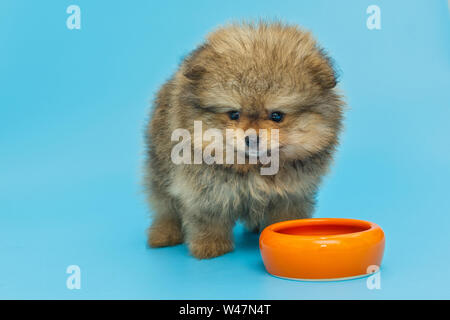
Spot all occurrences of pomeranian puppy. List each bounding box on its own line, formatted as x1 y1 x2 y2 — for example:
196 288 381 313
145 21 344 259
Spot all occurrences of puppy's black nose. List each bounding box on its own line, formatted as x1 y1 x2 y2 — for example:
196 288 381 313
245 135 259 147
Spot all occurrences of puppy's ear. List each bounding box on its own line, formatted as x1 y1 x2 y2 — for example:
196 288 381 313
305 49 339 90
183 65 207 81
182 44 209 81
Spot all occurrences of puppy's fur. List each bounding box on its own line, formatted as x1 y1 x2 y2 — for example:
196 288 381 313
145 22 344 259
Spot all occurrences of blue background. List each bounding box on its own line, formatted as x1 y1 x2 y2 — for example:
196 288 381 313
1 0 449 299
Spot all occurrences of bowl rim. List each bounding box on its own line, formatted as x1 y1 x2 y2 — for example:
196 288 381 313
262 218 380 240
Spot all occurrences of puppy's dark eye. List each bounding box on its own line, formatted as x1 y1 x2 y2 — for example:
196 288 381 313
270 111 284 122
229 111 240 120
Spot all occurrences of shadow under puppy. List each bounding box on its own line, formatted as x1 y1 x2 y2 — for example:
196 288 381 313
145 21 345 259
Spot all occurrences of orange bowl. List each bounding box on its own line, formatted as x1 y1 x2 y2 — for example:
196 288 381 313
259 218 385 281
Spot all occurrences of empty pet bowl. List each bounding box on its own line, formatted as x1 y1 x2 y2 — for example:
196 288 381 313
259 218 385 281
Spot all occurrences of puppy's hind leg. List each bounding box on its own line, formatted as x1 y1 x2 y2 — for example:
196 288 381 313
147 194 184 248
263 195 315 229
241 210 264 234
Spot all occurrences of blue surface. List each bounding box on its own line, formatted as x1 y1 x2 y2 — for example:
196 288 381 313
1 0 449 299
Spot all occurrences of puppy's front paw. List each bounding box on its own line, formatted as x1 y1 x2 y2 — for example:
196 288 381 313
147 219 183 248
189 238 234 259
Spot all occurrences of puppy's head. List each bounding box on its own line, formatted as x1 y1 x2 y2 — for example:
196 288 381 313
176 22 344 170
